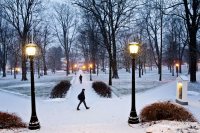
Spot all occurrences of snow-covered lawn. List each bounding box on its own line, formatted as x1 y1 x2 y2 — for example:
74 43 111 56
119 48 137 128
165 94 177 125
0 71 72 98
0 67 200 133
92 67 177 96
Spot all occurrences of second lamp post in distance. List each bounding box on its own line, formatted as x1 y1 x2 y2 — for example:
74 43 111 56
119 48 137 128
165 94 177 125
89 64 92 81
176 63 179 77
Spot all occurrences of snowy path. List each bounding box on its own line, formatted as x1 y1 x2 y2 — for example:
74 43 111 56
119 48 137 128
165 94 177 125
0 71 200 133
66 70 101 110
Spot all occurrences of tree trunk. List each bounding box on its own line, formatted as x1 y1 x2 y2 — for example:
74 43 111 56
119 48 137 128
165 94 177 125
92 60 96 74
37 59 40 79
42 54 47 75
178 58 182 73
139 59 141 78
159 60 162 81
142 63 144 75
2 43 6 77
21 40 28 80
143 62 146 74
67 55 70 75
97 61 99 76
14 56 17 79
102 57 105 72
189 31 197 82
112 58 119 79
126 62 130 73
2 64 6 77
109 57 112 85
11 67 13 75
159 6 163 82
112 37 119 79
2 51 6 77
14 68 16 79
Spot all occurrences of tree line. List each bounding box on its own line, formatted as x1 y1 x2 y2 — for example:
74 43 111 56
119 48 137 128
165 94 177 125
0 0 199 85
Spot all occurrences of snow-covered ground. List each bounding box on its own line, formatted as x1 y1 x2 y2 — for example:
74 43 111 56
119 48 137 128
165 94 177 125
0 71 72 99
0 67 200 133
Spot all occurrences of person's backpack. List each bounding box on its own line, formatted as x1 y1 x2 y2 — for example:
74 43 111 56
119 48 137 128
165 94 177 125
78 94 81 100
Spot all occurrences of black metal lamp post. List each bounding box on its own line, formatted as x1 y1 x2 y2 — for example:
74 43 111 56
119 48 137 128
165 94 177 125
128 42 140 124
89 64 92 81
26 43 40 130
176 63 179 77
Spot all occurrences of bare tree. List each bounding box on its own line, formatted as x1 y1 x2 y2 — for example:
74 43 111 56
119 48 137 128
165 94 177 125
0 4 2 75
7 36 21 79
118 31 132 73
77 12 101 74
47 46 62 73
182 0 200 82
34 23 52 76
53 3 77 76
141 0 166 81
0 16 9 77
164 0 200 82
40 25 51 75
75 0 138 85
1 0 43 80
77 30 90 66
164 15 188 75
0 9 17 78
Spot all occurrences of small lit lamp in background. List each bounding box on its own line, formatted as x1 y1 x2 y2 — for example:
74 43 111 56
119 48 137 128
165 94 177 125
82 65 86 71
74 64 77 75
177 82 183 99
128 42 140 124
26 43 40 130
15 67 21 74
89 64 93 81
176 63 179 77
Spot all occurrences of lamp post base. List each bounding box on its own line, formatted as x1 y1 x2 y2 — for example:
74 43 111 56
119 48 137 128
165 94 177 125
128 111 139 124
29 115 40 130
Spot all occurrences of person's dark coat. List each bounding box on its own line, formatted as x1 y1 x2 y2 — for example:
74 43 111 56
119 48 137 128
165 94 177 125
79 74 83 83
79 75 82 81
77 89 89 110
78 90 85 101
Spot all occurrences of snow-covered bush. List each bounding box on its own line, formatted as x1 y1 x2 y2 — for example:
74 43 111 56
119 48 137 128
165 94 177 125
0 112 26 129
92 81 111 98
140 101 197 122
50 80 71 98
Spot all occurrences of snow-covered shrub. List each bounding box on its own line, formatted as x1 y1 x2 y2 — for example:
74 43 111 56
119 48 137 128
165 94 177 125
0 112 26 129
92 81 111 98
50 80 71 98
140 101 197 122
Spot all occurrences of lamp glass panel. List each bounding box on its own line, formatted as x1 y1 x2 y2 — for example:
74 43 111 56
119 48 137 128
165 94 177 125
26 46 36 56
129 44 139 54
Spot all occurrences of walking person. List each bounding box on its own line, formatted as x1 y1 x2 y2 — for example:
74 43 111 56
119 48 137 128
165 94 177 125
77 89 90 110
79 74 82 84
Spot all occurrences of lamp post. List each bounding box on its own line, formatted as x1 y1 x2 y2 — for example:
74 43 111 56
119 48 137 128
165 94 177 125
176 63 179 77
26 43 40 130
128 42 140 124
89 64 92 81
74 64 77 75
